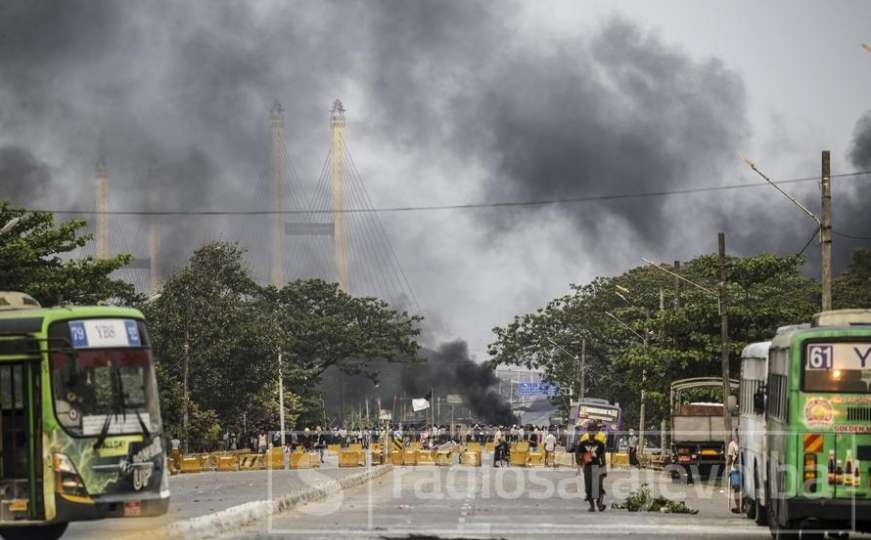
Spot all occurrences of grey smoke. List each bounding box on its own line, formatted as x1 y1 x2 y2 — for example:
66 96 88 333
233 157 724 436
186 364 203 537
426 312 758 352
0 146 51 205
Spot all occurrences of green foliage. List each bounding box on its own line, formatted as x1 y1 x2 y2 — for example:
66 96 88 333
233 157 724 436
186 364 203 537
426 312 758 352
0 202 141 305
143 241 422 440
833 248 871 309
489 252 820 431
611 483 698 514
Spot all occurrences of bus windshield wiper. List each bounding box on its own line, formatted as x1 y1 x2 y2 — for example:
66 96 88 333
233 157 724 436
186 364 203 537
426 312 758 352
93 364 127 450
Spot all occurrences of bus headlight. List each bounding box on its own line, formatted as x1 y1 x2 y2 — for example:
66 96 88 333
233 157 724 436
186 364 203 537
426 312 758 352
53 453 88 497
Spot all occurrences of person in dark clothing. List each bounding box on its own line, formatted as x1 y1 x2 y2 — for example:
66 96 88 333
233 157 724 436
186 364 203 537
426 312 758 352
575 420 608 512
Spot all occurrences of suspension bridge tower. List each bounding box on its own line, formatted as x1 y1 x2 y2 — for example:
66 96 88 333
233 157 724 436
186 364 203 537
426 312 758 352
270 101 287 287
95 157 109 259
330 99 348 291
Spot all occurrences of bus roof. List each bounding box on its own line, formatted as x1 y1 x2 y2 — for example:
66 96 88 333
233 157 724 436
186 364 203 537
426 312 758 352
741 341 770 360
0 305 145 335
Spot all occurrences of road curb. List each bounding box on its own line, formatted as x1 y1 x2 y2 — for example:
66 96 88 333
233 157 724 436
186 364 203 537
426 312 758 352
122 465 393 540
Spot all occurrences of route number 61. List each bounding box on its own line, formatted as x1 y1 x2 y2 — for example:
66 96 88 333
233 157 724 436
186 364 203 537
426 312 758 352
807 344 833 370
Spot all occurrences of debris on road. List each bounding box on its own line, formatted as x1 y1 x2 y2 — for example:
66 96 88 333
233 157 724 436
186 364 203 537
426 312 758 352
611 483 698 514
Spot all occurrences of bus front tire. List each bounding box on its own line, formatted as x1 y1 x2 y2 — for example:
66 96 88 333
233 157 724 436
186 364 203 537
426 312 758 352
0 523 68 540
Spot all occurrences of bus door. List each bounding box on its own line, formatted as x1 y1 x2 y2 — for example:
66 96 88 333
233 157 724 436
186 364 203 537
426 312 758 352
0 361 42 521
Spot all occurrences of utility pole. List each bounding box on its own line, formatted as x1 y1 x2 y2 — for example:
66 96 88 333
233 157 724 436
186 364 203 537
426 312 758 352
579 338 586 401
821 150 833 311
718 233 733 449
182 325 190 454
278 351 285 468
270 101 286 288
640 309 649 456
673 261 681 309
95 158 109 259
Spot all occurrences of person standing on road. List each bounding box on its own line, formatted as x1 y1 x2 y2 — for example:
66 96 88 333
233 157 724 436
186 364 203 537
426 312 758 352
543 429 557 468
627 429 639 467
576 421 608 512
727 430 741 513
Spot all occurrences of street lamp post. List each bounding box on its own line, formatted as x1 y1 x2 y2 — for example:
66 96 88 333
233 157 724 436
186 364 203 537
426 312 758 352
545 336 583 402
605 310 649 455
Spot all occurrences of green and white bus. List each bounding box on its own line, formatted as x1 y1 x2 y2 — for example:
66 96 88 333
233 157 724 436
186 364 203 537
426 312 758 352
0 292 168 540
759 309 871 538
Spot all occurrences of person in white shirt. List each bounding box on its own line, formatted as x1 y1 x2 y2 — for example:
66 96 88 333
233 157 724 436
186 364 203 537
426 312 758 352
543 430 557 468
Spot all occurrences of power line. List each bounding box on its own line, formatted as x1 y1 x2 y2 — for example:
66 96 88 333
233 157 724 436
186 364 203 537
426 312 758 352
31 170 871 216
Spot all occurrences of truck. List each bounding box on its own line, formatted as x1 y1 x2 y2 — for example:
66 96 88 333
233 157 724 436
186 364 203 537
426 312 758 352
670 377 739 480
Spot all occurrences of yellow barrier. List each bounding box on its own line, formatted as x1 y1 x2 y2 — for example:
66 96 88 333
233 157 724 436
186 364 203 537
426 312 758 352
416 449 436 465
555 451 574 468
327 443 341 455
217 454 239 471
610 452 629 467
266 448 285 469
180 457 203 474
510 449 528 467
169 450 182 475
435 450 453 466
511 441 530 453
527 451 544 467
390 451 403 465
289 451 321 469
370 443 383 455
339 449 365 467
348 443 363 452
240 453 264 470
460 450 481 466
466 441 481 452
401 448 417 466
410 441 422 450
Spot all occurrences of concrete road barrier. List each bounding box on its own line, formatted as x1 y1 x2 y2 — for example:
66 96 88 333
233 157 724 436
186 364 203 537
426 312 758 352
484 442 495 453
510 449 528 467
289 451 320 469
266 448 285 470
239 453 264 470
327 443 341 455
416 449 436 465
610 452 629 468
460 450 481 466
555 451 574 468
180 457 203 474
216 455 239 472
390 451 402 465
401 448 417 466
435 450 453 466
338 449 365 467
466 441 481 453
527 451 544 467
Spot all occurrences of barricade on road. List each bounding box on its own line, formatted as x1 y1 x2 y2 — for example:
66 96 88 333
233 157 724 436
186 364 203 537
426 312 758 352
610 452 629 467
510 448 528 467
180 456 203 474
435 450 453 466
409 441 422 450
239 453 264 470
401 448 417 466
511 441 530 453
527 450 544 467
460 450 481 466
289 451 320 469
216 454 239 472
169 450 182 475
347 443 363 452
327 443 341 455
339 449 365 467
466 441 481 453
266 448 285 469
390 451 403 465
416 449 435 465
484 442 495 453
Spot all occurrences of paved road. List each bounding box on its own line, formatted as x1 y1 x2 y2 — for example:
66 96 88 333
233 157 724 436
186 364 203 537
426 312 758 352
229 465 771 539
64 454 360 540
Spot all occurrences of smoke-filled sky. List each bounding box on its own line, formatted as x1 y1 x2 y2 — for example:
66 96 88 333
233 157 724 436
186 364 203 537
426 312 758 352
1 0 870 356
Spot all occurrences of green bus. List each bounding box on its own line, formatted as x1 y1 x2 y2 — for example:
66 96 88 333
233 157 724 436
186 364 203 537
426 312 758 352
0 292 168 540
760 309 871 538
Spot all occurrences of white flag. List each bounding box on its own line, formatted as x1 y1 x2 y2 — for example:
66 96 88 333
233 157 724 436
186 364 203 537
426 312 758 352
412 398 430 412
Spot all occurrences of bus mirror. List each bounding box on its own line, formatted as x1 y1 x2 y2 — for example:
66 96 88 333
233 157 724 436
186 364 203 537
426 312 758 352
726 394 738 414
753 387 766 415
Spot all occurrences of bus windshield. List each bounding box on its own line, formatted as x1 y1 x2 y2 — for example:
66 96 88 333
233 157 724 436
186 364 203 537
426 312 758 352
50 348 162 437
803 342 871 393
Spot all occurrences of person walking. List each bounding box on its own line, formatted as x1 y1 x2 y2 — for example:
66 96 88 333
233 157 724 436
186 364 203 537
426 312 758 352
543 429 557 468
727 430 742 513
576 421 608 512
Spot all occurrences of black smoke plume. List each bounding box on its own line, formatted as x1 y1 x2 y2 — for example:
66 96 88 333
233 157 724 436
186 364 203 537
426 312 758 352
319 340 517 427
0 146 52 205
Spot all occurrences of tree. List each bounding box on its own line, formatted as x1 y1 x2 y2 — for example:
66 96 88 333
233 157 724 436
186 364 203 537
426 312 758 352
143 242 274 438
0 202 140 305
489 252 819 431
256 279 424 388
833 248 871 309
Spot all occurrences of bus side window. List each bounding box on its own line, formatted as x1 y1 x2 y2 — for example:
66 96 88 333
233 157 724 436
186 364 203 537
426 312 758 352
753 385 766 415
